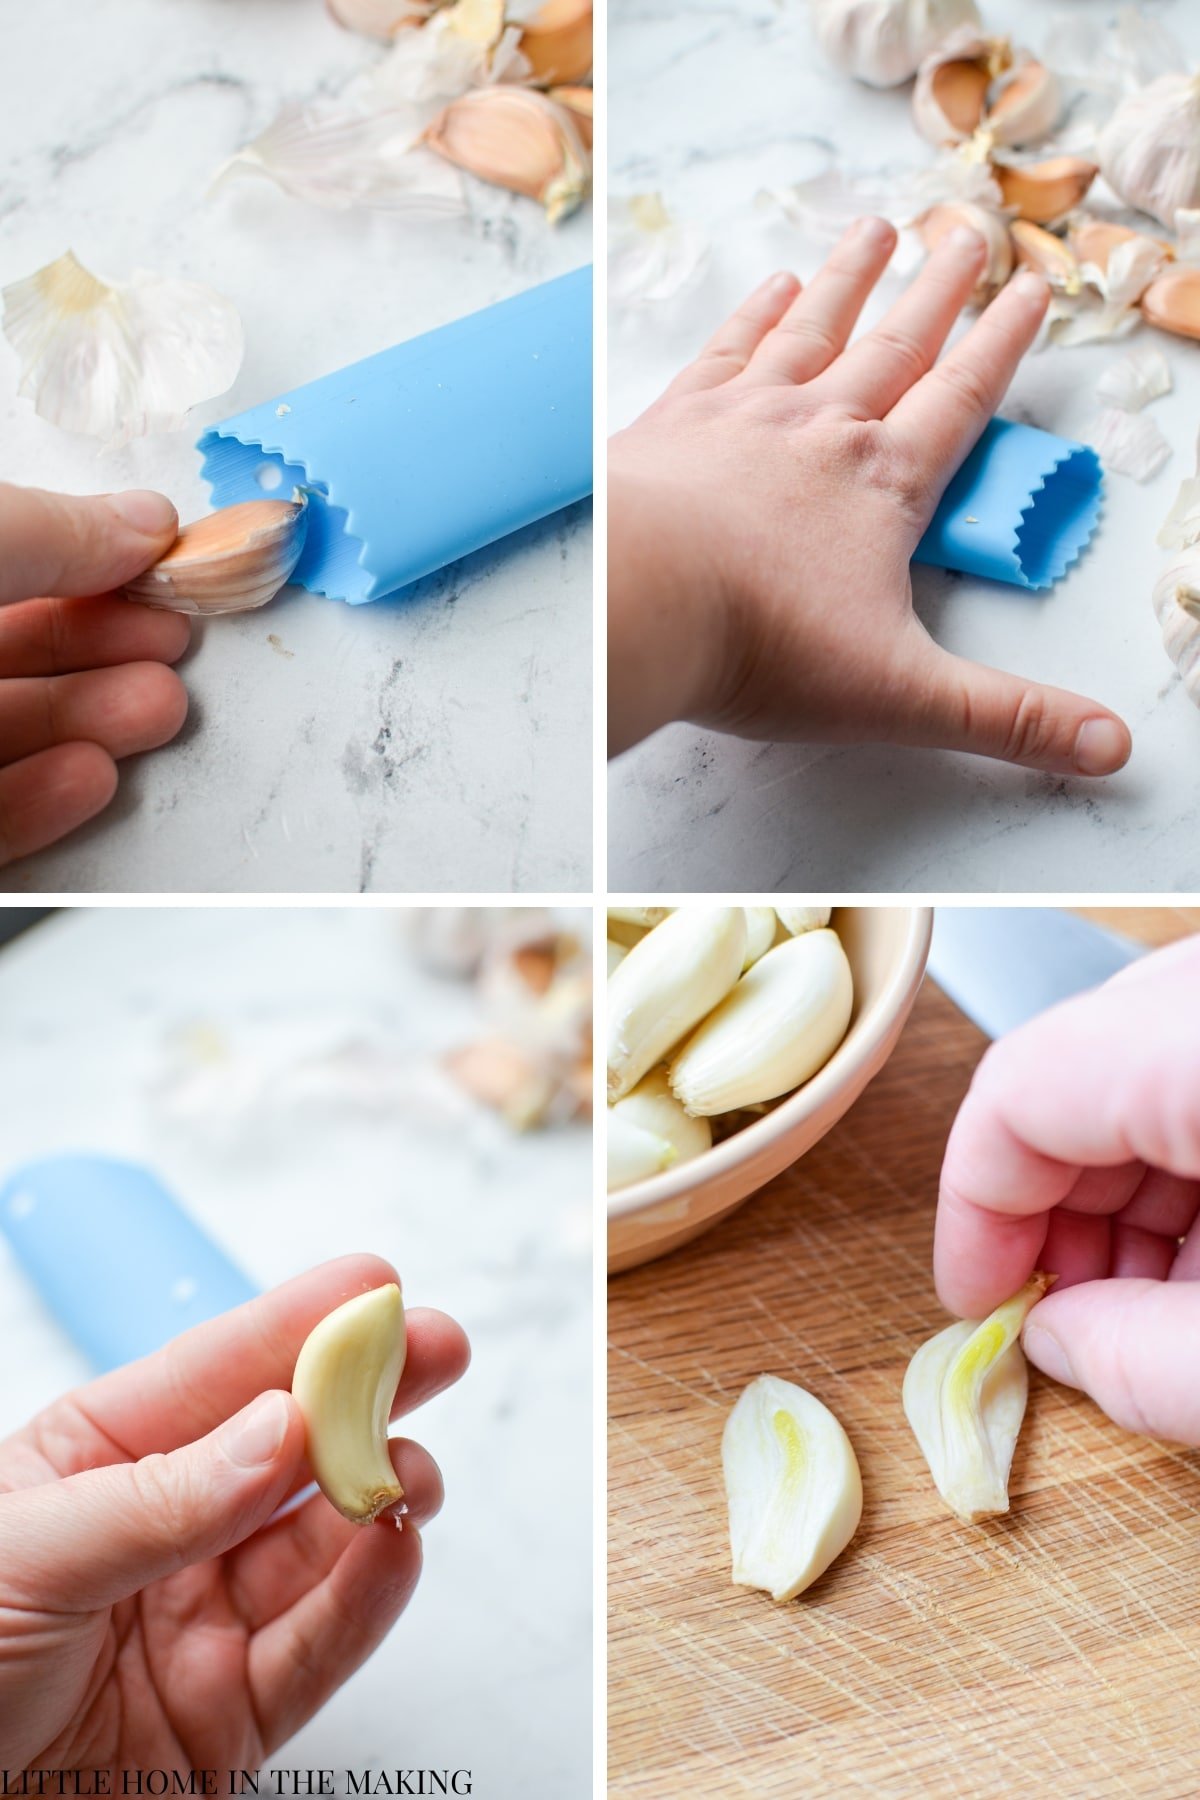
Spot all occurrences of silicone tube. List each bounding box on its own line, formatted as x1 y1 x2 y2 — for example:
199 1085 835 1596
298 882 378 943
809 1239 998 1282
915 417 1103 591
197 266 593 604
0 1155 256 1372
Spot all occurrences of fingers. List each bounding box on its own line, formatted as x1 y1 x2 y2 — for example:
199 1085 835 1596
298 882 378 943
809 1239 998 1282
1022 1280 1200 1444
888 268 1051 491
818 225 987 416
0 741 118 868
741 216 897 387
667 271 801 396
0 663 188 767
0 593 191 678
0 1390 306 1612
0 485 178 608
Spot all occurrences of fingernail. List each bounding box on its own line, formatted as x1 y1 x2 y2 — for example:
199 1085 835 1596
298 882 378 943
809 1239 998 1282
1023 1325 1076 1389
107 489 178 536
222 1391 291 1467
1074 717 1130 776
765 270 799 298
1013 267 1049 299
947 225 984 253
853 215 894 245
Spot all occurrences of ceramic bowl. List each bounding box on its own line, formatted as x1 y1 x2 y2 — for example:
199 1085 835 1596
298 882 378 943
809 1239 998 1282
607 907 933 1274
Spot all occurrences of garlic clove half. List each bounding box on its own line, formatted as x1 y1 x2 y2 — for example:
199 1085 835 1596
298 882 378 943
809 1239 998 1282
518 0 592 86
1141 265 1200 341
292 1283 407 1525
669 927 853 1117
993 156 1098 226
123 499 308 616
775 905 832 935
722 1373 863 1602
1009 220 1081 294
1097 71 1200 231
607 906 747 1101
424 87 590 223
903 1273 1052 1524
918 202 1013 302
609 1067 712 1191
984 58 1061 148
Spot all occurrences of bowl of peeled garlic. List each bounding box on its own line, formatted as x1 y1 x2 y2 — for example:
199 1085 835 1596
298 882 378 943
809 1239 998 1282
606 906 933 1273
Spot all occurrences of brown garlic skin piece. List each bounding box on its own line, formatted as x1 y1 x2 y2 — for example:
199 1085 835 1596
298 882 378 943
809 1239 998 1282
122 498 308 616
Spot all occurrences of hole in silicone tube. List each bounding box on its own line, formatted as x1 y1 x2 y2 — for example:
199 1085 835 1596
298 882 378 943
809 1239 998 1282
256 463 284 492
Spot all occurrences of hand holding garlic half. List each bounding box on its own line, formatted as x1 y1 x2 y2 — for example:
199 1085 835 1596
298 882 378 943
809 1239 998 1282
605 906 849 1193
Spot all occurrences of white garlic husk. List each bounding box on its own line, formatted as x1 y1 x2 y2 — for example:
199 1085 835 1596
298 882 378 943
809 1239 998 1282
213 102 465 214
1098 72 1200 230
609 194 709 307
809 0 981 90
1 251 243 449
984 56 1060 149
608 1067 712 1192
1153 552 1200 704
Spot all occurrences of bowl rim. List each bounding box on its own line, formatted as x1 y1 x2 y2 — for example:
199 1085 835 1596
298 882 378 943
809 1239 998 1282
606 905 934 1221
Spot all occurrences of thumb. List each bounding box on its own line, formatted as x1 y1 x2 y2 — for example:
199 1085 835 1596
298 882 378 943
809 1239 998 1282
0 483 179 607
1023 1280 1200 1444
903 645 1131 778
0 1390 305 1612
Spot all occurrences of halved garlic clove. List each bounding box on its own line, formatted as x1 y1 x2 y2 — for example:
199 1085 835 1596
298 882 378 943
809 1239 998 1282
722 1374 863 1603
424 87 590 223
994 155 1098 225
775 905 832 935
669 927 853 1117
608 1067 712 1191
742 907 779 969
1010 220 1081 294
903 1273 1052 1525
607 906 747 1101
984 57 1060 147
123 498 308 616
918 202 1013 302
518 0 592 86
1141 265 1200 341
292 1283 407 1525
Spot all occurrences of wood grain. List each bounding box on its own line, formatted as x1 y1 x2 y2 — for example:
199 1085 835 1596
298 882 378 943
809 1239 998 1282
609 909 1200 1798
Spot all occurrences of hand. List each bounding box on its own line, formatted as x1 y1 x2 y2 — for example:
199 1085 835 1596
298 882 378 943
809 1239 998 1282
608 217 1131 776
936 934 1200 1444
0 1256 470 1771
0 483 191 866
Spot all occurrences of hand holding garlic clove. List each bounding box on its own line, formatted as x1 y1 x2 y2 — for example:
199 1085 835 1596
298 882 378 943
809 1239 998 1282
122 497 309 616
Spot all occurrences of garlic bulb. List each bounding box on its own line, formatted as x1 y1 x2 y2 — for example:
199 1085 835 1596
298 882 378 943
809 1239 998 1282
722 1374 862 1602
1098 73 1200 230
918 202 1012 304
1 251 243 449
1153 552 1200 703
424 87 590 223
809 0 981 90
123 499 309 615
608 1067 712 1192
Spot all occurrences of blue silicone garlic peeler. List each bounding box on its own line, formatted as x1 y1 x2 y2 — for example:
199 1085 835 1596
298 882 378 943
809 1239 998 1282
0 1155 257 1372
198 266 593 605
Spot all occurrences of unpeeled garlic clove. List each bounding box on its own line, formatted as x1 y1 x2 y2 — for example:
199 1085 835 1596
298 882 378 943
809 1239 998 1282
903 1273 1052 1524
607 906 747 1101
548 85 593 150
424 87 589 223
722 1373 863 1602
292 1283 407 1525
918 202 1013 302
669 927 853 1117
993 156 1098 225
518 0 592 86
608 1066 712 1191
1010 220 1081 295
1141 265 1200 341
775 905 832 935
1153 552 1200 702
122 498 308 615
911 33 1009 147
984 57 1060 147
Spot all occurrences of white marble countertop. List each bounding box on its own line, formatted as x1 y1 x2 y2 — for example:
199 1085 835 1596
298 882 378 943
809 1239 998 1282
609 0 1200 893
0 0 592 894
0 907 592 1790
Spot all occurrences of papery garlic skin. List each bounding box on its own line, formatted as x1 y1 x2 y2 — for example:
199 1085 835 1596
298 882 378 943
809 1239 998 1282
903 1273 1050 1524
609 1067 712 1191
1089 408 1172 483
1153 553 1200 703
607 1109 677 1191
809 0 981 90
669 928 853 1117
609 194 709 307
214 104 465 215
292 1284 407 1525
123 500 309 616
607 907 747 1101
985 57 1060 148
723 1374 863 1602
1098 73 1200 230
1096 344 1172 411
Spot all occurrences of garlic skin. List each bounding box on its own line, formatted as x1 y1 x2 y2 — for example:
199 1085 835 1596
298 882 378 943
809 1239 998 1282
607 907 747 1101
214 103 465 215
722 1374 863 1602
903 1273 1051 1524
1 251 243 449
809 0 981 90
424 87 590 223
669 928 853 1117
1153 553 1200 704
1098 73 1200 230
292 1284 407 1525
1096 344 1172 411
608 1067 712 1191
326 0 428 36
1089 408 1172 483
985 57 1060 148
123 500 308 616
609 195 709 307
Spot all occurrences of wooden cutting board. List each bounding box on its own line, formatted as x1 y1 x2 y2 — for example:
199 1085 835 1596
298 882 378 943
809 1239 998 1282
609 909 1200 1799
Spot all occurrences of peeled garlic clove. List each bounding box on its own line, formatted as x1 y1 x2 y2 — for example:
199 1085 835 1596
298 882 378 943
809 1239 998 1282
723 1374 863 1602
903 1273 1051 1524
742 907 779 969
669 928 853 1117
607 907 747 1101
911 32 1008 146
994 156 1098 226
606 939 628 978
1098 72 1200 231
1153 552 1200 702
1141 265 1200 341
809 0 982 90
609 1067 712 1190
918 202 1013 301
608 907 671 928
424 87 589 224
607 1108 677 1191
775 905 832 935
292 1283 406 1525
1010 220 1081 294
123 499 308 616
518 0 592 86
984 58 1060 148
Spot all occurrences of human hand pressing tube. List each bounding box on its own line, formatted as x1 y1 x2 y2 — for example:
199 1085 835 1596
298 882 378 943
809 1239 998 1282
608 217 1132 777
936 933 1200 1445
0 483 190 865
0 1255 469 1771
